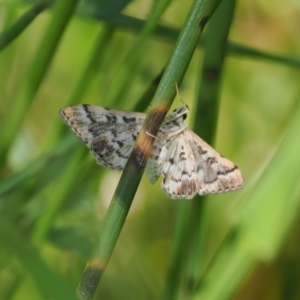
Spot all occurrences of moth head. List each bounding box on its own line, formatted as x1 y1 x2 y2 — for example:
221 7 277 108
172 106 189 120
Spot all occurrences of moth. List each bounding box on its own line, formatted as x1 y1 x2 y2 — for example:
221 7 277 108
60 105 244 199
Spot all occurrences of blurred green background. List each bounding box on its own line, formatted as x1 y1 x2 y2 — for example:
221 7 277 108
1 0 300 299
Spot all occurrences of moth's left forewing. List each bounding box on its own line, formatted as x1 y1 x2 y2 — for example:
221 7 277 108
188 130 244 195
156 129 244 199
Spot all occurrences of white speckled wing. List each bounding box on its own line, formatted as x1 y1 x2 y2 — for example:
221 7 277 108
157 130 244 199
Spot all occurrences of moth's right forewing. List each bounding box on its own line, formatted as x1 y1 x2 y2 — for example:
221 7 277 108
60 105 113 147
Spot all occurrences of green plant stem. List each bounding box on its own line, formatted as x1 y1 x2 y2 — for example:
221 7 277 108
77 0 222 299
188 0 237 284
162 201 193 299
162 0 236 298
0 0 79 169
194 0 236 142
0 0 52 52
106 0 172 105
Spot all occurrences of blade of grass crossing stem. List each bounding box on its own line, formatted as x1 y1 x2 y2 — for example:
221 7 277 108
77 0 223 299
89 13 300 69
0 137 75 198
0 0 52 52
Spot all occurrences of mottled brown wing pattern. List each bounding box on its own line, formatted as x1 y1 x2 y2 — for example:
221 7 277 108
156 130 244 199
60 105 244 199
60 105 145 169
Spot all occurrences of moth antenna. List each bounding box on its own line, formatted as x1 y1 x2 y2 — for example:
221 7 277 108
175 82 190 111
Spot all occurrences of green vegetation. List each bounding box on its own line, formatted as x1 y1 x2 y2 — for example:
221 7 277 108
1 0 300 299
